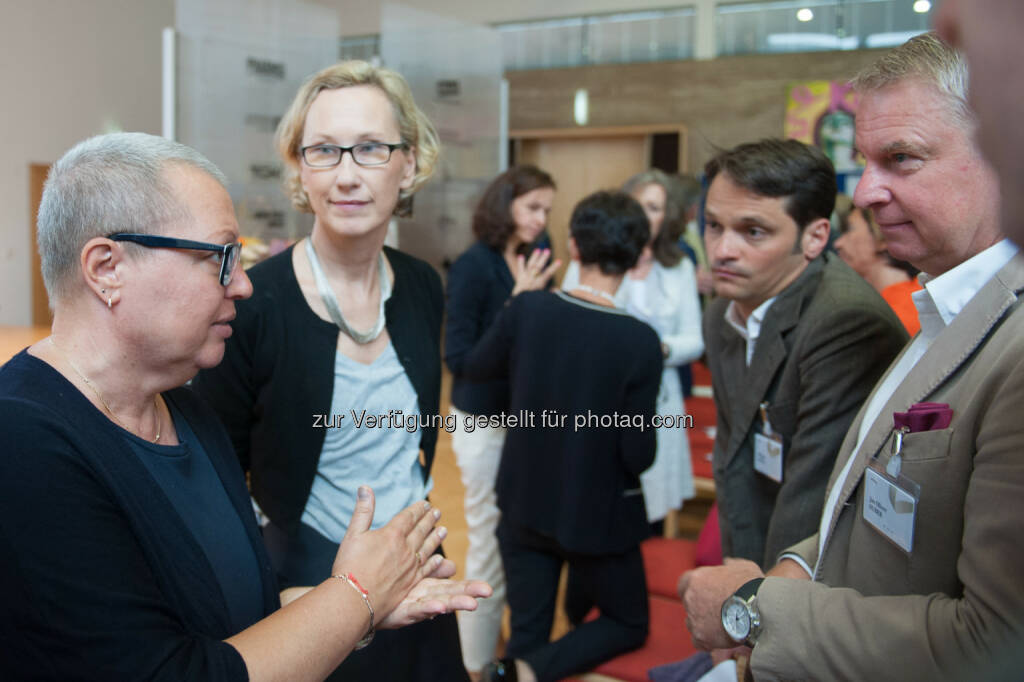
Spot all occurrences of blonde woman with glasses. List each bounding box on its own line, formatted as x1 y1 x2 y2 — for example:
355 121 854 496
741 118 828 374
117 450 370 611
193 61 473 681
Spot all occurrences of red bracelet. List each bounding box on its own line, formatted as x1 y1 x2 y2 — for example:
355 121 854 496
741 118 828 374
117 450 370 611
333 572 375 649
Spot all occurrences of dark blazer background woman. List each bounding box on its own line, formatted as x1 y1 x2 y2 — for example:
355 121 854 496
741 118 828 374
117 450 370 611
444 164 559 675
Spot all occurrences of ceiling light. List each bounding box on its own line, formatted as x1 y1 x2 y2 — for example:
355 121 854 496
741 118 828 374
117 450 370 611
574 89 589 126
913 0 931 13
797 8 814 22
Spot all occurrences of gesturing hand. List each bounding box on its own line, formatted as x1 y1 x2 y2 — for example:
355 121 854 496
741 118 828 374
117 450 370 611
331 487 447 622
511 248 561 296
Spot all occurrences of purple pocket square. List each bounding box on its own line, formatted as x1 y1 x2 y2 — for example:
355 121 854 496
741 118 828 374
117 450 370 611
893 402 953 432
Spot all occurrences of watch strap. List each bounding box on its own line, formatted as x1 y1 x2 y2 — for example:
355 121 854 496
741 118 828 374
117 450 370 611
735 577 764 602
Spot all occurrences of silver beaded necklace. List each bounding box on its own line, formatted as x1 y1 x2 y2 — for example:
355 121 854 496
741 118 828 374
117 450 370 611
572 284 617 307
305 238 391 345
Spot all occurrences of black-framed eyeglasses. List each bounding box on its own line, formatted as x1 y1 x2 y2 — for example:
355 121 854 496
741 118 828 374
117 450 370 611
108 233 242 287
300 142 408 168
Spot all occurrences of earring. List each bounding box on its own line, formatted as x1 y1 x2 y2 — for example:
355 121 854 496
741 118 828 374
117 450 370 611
107 297 112 309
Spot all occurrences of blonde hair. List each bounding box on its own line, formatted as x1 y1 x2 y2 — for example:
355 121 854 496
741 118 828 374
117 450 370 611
851 32 973 131
275 60 440 215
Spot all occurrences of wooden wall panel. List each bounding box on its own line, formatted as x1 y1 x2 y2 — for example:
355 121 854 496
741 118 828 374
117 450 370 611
30 164 51 326
506 48 887 175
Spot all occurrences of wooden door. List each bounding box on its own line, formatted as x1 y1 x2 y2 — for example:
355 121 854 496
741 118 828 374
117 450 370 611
512 125 687 285
30 164 51 326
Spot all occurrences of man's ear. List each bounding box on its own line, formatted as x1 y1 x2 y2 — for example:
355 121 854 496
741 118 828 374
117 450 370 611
801 217 831 260
80 237 124 307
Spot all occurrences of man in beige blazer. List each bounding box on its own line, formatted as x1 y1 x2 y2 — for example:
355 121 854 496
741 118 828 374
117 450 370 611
680 33 1024 680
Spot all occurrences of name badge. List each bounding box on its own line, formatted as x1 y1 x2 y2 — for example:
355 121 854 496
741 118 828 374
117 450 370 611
753 431 783 482
753 402 783 482
864 456 921 552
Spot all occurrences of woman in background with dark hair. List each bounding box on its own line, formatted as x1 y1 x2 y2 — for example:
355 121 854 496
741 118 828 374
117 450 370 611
444 165 559 679
833 194 922 335
464 190 662 682
564 169 703 532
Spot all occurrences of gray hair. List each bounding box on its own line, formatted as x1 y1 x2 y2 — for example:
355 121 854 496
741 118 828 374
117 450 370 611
851 32 973 131
37 132 228 302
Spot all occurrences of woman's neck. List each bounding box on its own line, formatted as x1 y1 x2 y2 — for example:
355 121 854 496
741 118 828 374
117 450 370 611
503 235 524 259
39 318 169 441
572 264 623 306
629 250 656 280
310 225 386 292
864 260 912 293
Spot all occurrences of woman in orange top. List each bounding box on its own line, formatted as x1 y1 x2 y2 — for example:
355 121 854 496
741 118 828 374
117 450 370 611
834 194 922 335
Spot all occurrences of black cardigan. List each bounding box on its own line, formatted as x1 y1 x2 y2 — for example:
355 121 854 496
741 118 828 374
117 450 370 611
461 291 663 554
191 245 444 537
444 240 515 416
0 351 278 680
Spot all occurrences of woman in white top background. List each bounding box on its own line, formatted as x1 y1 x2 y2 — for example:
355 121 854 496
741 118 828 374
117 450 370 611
563 169 703 531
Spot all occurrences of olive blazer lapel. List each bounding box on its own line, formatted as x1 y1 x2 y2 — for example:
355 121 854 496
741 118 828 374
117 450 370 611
718 257 825 468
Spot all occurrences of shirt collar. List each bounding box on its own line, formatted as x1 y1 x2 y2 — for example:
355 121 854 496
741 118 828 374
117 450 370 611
915 239 1019 331
724 296 777 342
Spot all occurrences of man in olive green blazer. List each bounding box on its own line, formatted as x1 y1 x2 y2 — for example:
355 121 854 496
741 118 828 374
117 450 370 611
703 139 907 569
681 34 1024 681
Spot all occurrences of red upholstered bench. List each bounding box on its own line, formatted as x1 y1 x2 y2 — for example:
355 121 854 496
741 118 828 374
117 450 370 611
641 536 697 600
692 361 712 387
585 595 697 682
641 504 722 603
686 394 716 481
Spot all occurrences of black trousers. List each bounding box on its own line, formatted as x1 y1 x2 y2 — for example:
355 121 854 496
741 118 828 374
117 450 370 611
497 518 649 682
265 520 469 682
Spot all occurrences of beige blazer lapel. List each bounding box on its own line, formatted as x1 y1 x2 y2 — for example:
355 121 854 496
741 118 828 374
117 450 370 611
820 254 1024 550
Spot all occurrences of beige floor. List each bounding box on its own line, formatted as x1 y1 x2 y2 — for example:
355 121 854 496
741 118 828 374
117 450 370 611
433 370 471 579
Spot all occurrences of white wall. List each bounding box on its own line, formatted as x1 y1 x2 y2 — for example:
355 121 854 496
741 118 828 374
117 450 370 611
0 0 173 325
0 0 708 324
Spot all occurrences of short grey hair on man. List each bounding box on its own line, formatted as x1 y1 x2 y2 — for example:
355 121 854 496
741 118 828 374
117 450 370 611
851 32 973 132
37 132 228 303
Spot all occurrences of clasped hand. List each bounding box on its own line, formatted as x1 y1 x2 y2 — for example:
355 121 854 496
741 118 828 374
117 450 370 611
330 486 491 628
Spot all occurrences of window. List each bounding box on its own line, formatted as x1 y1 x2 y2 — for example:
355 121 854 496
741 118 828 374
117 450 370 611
498 8 697 71
716 0 933 56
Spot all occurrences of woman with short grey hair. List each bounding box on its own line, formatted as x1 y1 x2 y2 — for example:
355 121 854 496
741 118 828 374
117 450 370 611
0 131 488 681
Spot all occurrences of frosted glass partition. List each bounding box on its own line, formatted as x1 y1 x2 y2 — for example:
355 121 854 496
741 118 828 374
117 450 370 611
716 0 933 56
381 3 502 276
176 0 339 244
498 9 697 71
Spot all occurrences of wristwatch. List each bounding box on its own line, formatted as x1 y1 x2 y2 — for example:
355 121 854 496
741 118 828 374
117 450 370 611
721 577 764 647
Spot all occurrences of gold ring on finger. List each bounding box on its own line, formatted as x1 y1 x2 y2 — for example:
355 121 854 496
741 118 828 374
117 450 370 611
415 551 422 566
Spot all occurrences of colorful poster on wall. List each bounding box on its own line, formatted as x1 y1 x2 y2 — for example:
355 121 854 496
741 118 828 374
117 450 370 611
785 80 862 173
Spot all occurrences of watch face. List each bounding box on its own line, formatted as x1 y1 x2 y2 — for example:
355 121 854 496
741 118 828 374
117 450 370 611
722 598 751 641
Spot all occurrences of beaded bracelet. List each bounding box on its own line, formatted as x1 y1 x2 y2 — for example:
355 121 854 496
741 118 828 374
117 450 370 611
333 572 375 649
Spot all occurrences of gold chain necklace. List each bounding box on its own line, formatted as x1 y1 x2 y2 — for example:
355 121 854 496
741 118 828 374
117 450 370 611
49 337 161 443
